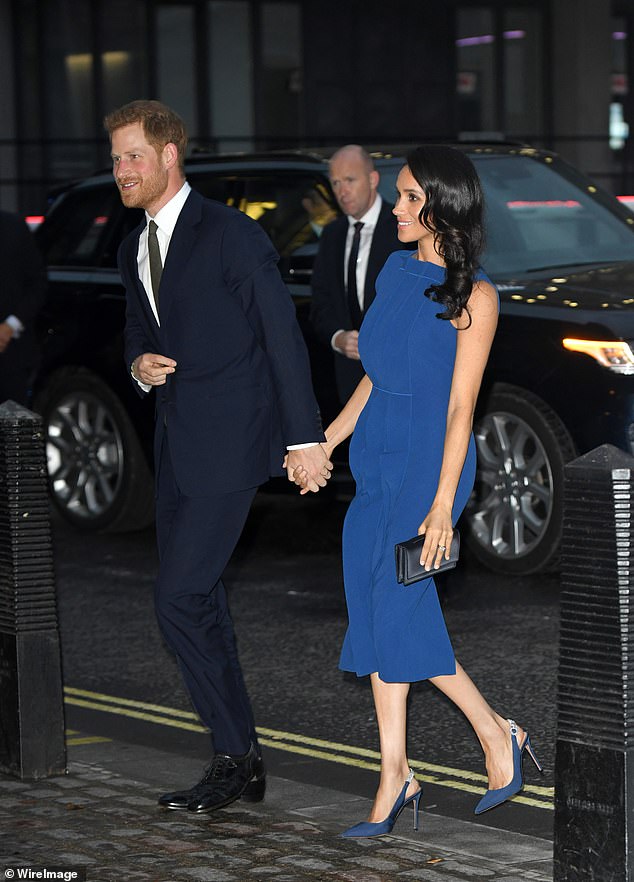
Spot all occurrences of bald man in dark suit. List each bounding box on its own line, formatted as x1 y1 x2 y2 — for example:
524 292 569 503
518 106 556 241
310 146 405 404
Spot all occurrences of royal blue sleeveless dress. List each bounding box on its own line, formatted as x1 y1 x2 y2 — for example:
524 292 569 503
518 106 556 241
339 251 495 683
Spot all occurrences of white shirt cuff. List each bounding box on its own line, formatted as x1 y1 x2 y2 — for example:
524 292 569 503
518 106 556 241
287 442 320 450
331 329 346 353
131 362 151 393
5 315 23 338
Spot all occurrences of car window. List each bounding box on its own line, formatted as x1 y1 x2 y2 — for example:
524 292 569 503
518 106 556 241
39 185 121 267
100 200 144 268
473 154 634 276
187 174 237 206
375 164 401 209
232 174 338 259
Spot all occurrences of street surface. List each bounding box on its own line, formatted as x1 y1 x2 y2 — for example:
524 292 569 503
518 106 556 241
53 486 558 843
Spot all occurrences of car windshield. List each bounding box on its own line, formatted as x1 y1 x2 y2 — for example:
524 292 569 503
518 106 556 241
377 154 634 278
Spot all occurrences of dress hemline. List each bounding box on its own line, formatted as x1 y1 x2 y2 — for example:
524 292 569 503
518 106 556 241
338 660 457 683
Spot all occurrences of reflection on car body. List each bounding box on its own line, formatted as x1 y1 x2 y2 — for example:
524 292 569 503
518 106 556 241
33 145 634 575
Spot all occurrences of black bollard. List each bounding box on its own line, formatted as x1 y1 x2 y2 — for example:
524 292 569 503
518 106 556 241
554 443 634 881
0 400 65 778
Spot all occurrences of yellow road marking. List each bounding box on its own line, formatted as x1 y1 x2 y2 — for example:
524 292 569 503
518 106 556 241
65 687 200 719
66 736 112 746
64 686 553 810
65 695 208 732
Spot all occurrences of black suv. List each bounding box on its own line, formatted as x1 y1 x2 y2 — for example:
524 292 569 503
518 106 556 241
33 146 634 575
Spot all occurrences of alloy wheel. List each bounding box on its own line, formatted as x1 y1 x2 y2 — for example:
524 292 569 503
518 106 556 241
469 410 554 561
45 392 125 521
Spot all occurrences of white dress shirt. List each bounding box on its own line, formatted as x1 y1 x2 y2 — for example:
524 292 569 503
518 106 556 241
132 181 191 393
331 194 383 352
137 181 192 324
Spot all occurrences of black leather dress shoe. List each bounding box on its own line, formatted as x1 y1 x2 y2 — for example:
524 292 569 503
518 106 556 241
240 752 266 802
158 745 265 811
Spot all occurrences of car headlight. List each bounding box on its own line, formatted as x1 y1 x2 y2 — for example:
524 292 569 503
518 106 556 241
562 338 634 374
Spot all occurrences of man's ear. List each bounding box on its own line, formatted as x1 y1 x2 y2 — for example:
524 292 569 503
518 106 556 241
162 142 179 170
369 170 379 190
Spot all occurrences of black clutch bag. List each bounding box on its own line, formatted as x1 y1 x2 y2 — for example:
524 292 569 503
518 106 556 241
395 530 460 586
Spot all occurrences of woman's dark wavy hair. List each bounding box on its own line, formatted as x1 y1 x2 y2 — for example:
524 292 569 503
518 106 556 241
405 145 485 325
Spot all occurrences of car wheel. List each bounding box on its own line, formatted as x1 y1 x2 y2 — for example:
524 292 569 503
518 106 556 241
465 384 576 575
34 367 154 532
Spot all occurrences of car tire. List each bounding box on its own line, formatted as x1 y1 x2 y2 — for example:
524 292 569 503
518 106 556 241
34 367 154 532
465 383 576 575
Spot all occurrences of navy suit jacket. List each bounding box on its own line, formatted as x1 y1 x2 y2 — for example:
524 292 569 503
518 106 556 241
0 211 46 401
119 188 323 496
309 199 405 402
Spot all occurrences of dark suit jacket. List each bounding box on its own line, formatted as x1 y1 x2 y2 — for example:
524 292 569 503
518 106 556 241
0 211 46 403
119 188 323 497
309 198 405 403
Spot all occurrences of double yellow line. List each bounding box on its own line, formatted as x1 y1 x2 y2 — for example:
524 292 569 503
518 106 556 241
64 686 553 811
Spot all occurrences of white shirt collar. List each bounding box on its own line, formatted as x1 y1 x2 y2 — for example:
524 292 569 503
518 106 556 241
347 193 383 230
145 180 191 236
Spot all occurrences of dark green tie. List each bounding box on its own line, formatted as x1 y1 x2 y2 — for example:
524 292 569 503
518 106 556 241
148 220 162 314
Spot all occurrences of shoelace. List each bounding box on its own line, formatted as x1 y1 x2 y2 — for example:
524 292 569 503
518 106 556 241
201 755 238 784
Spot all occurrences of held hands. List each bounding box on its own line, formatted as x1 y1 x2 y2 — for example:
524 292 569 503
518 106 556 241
418 504 454 572
0 322 14 353
284 444 333 495
133 353 177 385
333 330 360 360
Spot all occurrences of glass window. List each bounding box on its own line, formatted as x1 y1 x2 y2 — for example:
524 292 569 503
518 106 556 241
208 1 254 152
473 154 634 276
503 9 543 138
234 174 337 258
39 185 123 268
188 173 238 205
456 8 497 134
101 204 145 269
42 0 98 182
260 3 303 141
99 1 148 124
156 4 197 136
611 17 629 152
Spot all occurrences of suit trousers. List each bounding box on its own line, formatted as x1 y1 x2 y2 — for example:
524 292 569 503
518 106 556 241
0 341 35 406
154 430 258 755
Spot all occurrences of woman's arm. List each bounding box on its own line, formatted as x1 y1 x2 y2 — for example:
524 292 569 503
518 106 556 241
290 374 373 493
323 374 373 459
418 280 498 570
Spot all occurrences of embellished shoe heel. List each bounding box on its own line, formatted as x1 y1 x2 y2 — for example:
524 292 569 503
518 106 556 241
341 770 422 838
474 719 543 815
524 736 543 774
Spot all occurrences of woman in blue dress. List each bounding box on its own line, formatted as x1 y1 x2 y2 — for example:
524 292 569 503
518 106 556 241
293 145 541 837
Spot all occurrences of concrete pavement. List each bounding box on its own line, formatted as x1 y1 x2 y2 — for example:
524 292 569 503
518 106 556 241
0 736 553 882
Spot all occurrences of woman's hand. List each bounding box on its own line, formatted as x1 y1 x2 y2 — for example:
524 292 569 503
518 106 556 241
417 504 454 571
283 443 333 495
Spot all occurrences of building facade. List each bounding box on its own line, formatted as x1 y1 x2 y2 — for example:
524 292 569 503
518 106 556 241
0 0 631 212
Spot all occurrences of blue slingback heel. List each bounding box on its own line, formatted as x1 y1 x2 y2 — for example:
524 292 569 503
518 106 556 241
474 718 543 815
340 770 422 838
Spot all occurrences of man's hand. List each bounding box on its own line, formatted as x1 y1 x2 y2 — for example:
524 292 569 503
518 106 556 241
333 330 360 360
0 322 14 353
284 445 333 494
133 353 177 385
